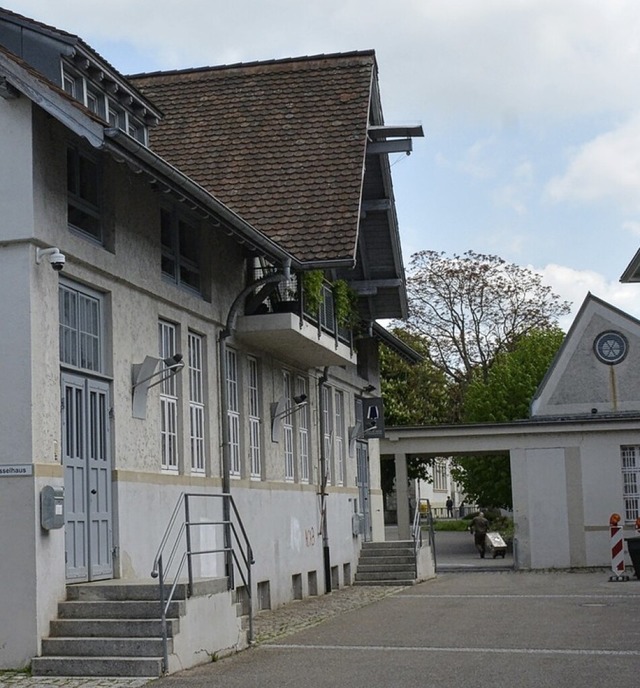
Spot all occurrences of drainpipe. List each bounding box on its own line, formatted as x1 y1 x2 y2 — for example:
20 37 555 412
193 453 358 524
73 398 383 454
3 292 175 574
318 365 332 593
218 260 291 577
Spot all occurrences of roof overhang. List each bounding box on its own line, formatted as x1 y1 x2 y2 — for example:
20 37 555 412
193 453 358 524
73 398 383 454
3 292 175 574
620 248 640 283
371 323 423 364
0 47 302 271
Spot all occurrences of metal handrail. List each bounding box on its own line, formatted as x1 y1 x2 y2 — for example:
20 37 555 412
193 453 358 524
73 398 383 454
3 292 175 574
151 492 254 674
411 502 422 579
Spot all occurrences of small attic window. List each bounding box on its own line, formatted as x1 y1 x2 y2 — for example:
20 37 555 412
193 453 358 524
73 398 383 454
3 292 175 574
62 61 148 145
593 331 628 365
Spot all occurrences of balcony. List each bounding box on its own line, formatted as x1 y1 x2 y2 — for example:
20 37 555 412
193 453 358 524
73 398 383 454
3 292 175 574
234 275 356 370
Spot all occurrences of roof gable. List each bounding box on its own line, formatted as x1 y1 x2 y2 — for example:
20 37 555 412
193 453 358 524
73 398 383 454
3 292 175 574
130 53 376 265
531 293 640 418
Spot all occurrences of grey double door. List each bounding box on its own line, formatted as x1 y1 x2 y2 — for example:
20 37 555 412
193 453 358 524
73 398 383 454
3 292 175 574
61 372 113 581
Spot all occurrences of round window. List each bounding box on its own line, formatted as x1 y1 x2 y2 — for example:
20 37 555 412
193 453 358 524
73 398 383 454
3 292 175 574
593 331 628 365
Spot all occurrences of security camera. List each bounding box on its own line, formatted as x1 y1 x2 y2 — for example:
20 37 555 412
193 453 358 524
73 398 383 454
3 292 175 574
36 247 66 271
48 250 65 271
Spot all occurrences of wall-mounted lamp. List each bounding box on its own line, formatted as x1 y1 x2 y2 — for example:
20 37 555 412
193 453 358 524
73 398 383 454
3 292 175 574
131 354 184 419
348 397 384 456
36 246 66 271
362 384 376 394
270 394 308 442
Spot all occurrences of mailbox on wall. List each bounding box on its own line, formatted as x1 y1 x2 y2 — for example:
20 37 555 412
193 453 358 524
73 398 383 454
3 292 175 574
40 485 64 530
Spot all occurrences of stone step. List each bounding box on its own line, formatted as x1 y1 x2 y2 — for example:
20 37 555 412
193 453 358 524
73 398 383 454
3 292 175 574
58 599 184 619
41 636 167 657
358 554 415 564
355 570 416 582
31 656 163 678
66 583 185 602
65 577 228 602
360 548 414 558
357 563 417 573
49 618 179 638
361 541 414 549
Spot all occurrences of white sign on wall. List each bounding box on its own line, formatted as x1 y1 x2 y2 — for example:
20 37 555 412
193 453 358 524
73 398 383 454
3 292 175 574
0 464 34 477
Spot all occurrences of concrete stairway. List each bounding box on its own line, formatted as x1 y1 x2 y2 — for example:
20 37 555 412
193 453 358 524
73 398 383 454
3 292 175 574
31 581 185 678
354 541 417 586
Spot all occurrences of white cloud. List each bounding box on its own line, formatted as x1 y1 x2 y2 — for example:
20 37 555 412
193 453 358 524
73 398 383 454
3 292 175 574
535 263 640 330
546 116 640 210
622 220 640 237
493 160 534 215
10 0 640 122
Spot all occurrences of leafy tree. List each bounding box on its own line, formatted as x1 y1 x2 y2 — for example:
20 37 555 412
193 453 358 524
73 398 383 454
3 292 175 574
451 328 566 508
463 327 566 423
403 250 571 386
380 328 455 427
379 328 456 501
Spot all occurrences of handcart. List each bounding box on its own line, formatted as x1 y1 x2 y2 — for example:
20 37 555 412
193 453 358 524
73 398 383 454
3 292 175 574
485 531 507 559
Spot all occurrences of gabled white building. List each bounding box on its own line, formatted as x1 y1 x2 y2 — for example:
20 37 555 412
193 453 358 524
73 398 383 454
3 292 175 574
0 8 422 675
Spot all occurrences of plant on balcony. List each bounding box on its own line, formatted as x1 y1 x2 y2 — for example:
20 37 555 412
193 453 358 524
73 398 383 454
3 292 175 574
302 270 325 316
332 279 359 328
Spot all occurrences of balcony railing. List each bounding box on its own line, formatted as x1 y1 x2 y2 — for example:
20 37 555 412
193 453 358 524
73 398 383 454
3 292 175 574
249 270 353 349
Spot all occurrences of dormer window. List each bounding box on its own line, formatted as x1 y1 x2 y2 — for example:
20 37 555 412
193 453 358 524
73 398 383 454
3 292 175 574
62 61 148 145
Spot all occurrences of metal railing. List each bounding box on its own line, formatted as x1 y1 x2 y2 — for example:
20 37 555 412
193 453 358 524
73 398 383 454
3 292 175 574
250 268 353 349
150 492 254 674
413 500 436 575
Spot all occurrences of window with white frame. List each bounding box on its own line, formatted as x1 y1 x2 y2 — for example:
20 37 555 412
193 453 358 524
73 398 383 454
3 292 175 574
67 144 101 243
226 348 240 477
297 376 310 483
161 208 201 293
248 357 262 479
59 282 103 373
159 321 179 471
322 385 333 486
334 390 345 486
283 371 295 482
188 332 205 473
62 63 147 144
621 446 640 522
433 459 448 491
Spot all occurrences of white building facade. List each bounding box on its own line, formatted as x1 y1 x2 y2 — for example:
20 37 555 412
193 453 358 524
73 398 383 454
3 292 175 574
0 8 421 672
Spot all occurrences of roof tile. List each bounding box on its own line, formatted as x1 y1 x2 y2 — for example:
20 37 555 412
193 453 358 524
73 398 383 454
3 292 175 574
130 53 376 264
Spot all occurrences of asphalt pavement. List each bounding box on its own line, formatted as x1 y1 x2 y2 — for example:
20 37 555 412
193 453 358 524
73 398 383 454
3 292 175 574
4 530 639 688
150 568 640 688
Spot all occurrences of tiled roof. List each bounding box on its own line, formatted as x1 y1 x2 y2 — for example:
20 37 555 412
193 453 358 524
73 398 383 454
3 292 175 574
130 53 377 264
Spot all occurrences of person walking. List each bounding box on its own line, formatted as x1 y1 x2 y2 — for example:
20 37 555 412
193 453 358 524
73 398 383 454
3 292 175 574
446 496 454 518
470 511 489 558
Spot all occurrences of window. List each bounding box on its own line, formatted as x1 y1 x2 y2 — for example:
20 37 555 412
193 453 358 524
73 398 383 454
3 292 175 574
297 376 310 483
59 283 103 372
159 321 179 471
322 385 333 486
161 208 201 293
86 84 106 119
334 390 345 486
433 459 448 492
283 371 295 482
67 145 101 242
248 357 262 479
226 348 240 477
188 332 205 473
621 446 640 522
62 62 148 144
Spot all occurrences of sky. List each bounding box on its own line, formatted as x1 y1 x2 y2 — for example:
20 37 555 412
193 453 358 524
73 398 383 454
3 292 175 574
7 0 640 331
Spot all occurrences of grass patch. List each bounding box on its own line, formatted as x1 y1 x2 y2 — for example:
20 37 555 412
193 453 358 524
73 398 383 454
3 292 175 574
430 519 469 532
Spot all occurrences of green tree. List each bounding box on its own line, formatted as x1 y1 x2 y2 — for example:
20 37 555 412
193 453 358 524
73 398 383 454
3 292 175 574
403 250 571 386
451 328 566 508
379 328 456 500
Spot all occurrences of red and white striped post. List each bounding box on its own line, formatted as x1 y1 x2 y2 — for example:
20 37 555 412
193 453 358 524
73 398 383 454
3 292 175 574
609 513 629 582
